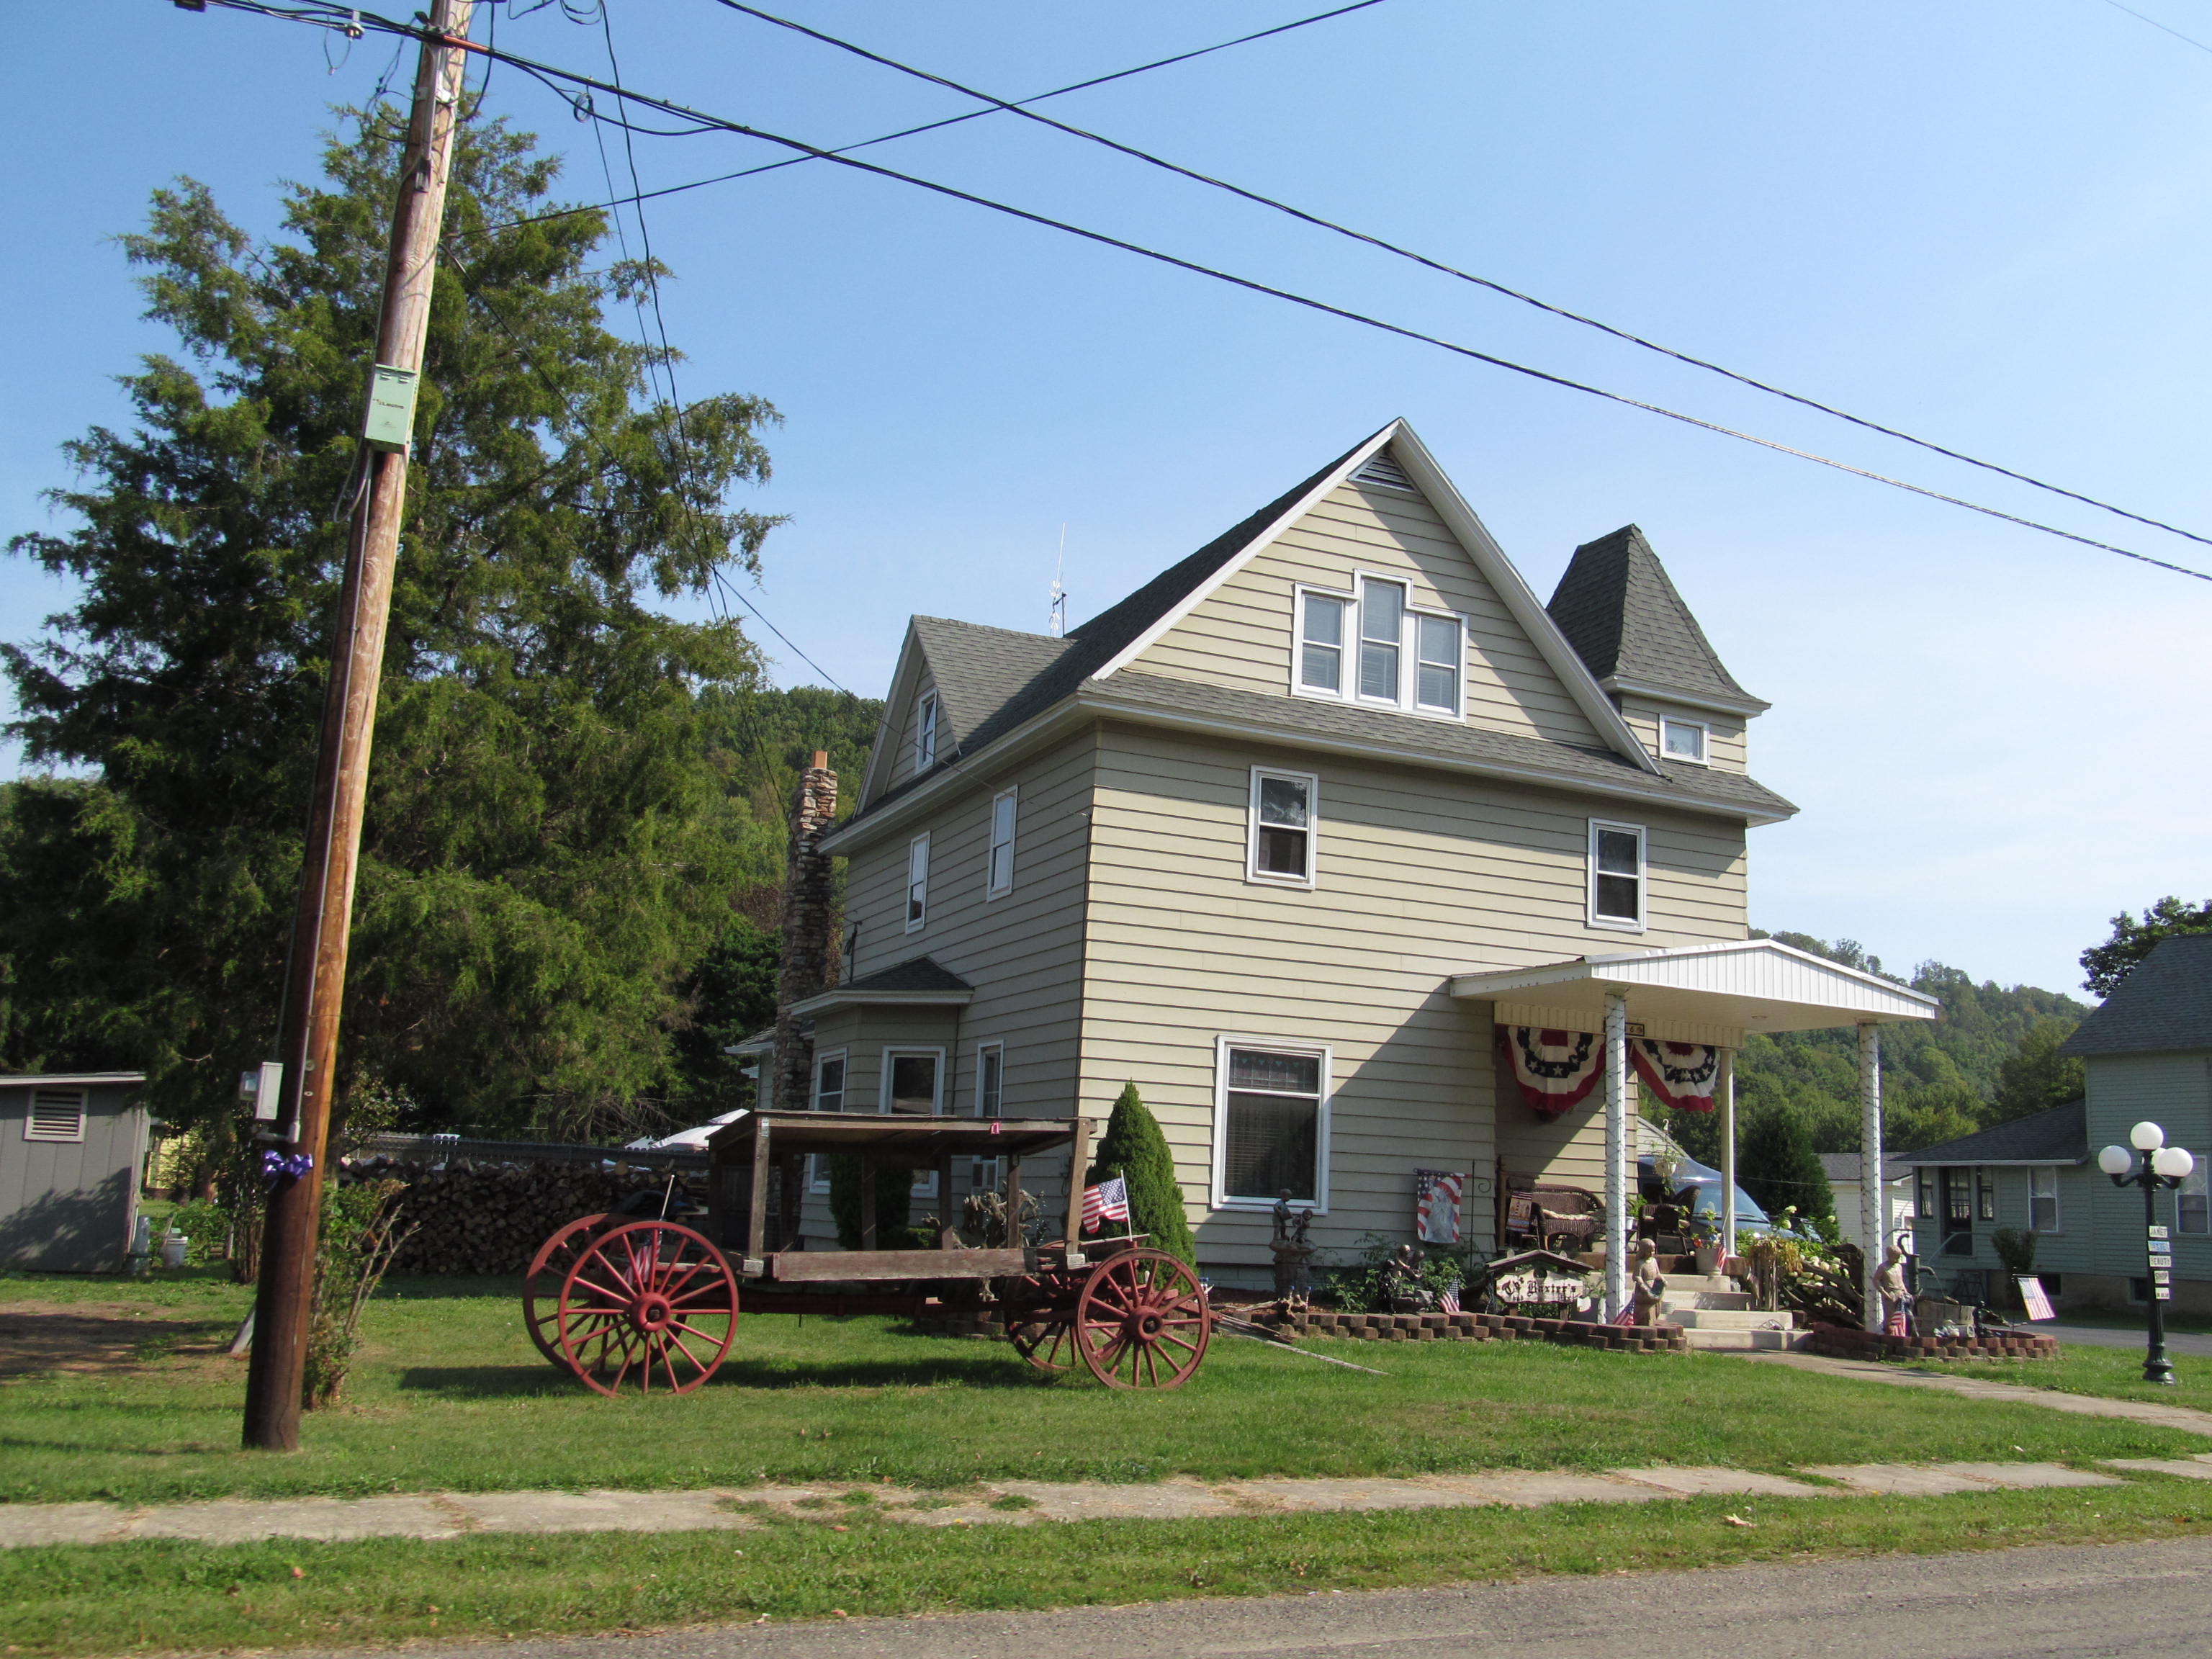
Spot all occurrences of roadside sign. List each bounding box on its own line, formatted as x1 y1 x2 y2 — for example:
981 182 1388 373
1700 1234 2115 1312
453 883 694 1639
2016 1276 2054 1321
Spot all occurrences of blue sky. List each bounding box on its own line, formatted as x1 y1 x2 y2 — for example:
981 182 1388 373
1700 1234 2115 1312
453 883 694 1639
6 1 2210 999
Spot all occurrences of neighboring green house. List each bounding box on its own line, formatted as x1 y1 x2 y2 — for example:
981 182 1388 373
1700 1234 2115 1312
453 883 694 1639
1896 933 2211 1314
776 421 1936 1300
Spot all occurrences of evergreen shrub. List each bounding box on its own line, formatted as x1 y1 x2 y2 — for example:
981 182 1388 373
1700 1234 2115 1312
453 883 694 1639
1087 1082 1195 1264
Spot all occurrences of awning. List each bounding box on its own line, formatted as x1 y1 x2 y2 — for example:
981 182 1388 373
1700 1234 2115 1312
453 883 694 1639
1448 938 1938 1045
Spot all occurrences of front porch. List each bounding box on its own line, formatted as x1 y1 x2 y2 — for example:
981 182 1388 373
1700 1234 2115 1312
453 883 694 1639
1450 938 1940 1327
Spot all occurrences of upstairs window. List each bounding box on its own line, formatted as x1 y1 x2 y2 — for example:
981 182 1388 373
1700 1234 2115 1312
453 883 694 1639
906 833 930 932
2029 1166 2061 1232
987 788 1017 898
974 1041 1004 1118
1357 578 1404 702
883 1048 943 1115
811 1051 848 1113
914 691 939 771
1588 819 1645 929
1416 614 1462 714
1249 768 1317 886
24 1088 87 1143
1298 592 1346 693
1660 717 1708 764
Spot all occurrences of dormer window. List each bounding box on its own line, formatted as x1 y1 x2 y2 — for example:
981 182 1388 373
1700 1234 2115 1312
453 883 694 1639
1294 577 1464 719
1660 716 1707 765
914 691 939 770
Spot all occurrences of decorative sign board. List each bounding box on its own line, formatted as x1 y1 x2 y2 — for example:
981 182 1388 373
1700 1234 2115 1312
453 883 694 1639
2148 1226 2173 1300
1488 1249 1591 1306
2016 1276 2054 1322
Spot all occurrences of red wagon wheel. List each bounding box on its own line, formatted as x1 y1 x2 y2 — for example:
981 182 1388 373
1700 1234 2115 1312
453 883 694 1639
1072 1248 1210 1390
999 1271 1079 1373
555 1219 739 1395
523 1213 610 1370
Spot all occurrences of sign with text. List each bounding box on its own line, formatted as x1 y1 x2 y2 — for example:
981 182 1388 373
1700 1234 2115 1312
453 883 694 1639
1488 1249 1592 1307
2016 1276 2054 1322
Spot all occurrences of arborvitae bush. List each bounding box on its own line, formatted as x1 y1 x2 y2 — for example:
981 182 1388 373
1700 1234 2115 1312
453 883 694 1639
1087 1082 1195 1264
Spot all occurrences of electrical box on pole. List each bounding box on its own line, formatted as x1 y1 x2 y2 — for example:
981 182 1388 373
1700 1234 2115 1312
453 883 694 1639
238 1061 285 1124
362 365 420 453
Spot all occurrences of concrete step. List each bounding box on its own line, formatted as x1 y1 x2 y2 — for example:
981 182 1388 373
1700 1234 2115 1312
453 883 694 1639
1660 1290 1753 1312
1669 1308 1797 1331
1680 1326 1805 1352
1660 1274 1740 1294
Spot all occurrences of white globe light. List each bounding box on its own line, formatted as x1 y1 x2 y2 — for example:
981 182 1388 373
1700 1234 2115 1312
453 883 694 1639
2131 1121 2167 1151
2098 1145 2135 1177
2153 1146 2195 1179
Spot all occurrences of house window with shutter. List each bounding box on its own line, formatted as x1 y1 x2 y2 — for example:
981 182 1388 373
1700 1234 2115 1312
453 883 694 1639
23 1089 88 1143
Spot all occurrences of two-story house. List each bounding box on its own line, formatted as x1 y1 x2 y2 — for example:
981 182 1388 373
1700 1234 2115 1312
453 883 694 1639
1896 932 2212 1314
783 421 1936 1313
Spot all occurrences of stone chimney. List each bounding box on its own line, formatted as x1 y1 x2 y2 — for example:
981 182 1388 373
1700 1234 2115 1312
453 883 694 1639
771 751 838 1112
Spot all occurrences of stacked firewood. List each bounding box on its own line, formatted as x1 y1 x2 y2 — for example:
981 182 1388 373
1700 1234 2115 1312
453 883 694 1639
335 1156 706 1276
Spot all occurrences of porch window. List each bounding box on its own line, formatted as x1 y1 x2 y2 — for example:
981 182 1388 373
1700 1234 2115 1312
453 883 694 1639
1248 767 1318 886
974 1041 1004 1118
811 1051 847 1112
2180 1159 2209 1235
882 1049 943 1115
986 788 1017 898
1218 1042 1326 1206
1298 590 1346 694
1588 819 1646 930
906 833 930 932
2029 1166 2060 1232
1976 1166 1996 1222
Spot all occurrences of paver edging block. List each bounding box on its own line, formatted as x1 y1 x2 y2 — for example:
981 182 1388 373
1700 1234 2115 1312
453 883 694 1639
1804 1323 2060 1364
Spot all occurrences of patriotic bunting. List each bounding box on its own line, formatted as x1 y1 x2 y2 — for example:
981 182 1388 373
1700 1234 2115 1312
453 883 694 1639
1630 1040 1720 1112
1504 1027 1602 1118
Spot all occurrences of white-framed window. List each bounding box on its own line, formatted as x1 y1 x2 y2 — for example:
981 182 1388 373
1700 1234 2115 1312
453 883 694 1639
970 1156 1004 1192
914 691 939 771
986 788 1017 899
905 833 930 932
1293 574 1462 719
881 1047 945 1116
1660 716 1708 765
2180 1159 2209 1235
1297 588 1347 695
2029 1165 2062 1233
1213 1038 1329 1210
974 1040 1004 1118
1588 819 1646 930
23 1088 88 1144
811 1049 848 1113
1247 766 1318 887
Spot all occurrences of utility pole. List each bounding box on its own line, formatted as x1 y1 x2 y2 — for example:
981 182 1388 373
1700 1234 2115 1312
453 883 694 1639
243 0 476 1452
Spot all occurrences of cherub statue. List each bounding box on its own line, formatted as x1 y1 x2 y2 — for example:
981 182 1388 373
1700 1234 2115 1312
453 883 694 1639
1629 1238 1667 1326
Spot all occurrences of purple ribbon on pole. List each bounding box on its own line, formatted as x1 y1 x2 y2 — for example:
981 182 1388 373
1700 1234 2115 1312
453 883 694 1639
261 1149 315 1190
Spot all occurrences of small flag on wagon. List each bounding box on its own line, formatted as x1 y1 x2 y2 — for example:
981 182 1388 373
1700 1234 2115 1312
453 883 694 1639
1081 1174 1130 1234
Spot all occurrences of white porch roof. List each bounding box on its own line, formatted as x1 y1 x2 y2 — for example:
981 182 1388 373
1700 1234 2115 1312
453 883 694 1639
1447 938 1938 1046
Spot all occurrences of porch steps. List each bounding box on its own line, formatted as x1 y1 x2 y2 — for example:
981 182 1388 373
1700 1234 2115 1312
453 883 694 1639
1658 1274 1805 1352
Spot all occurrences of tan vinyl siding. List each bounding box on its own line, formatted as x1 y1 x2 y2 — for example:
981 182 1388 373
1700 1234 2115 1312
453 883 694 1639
1617 697 1748 774
1129 482 1604 748
1076 723 1748 1274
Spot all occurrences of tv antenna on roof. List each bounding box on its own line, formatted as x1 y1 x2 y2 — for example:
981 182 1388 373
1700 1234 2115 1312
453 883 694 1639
1048 523 1068 639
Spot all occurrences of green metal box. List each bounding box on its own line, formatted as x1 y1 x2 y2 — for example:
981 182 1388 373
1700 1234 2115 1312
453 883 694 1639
362 364 419 452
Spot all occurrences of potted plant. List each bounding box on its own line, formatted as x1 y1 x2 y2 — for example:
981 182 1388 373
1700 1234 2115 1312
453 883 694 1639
1686 1213 1722 1275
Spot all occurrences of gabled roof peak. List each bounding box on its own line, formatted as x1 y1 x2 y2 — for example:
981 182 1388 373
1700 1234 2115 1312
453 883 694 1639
1547 526 1767 714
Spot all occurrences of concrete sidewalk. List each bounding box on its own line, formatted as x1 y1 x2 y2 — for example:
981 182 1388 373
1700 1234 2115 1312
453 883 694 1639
1737 1349 2212 1436
5 1455 2207 1550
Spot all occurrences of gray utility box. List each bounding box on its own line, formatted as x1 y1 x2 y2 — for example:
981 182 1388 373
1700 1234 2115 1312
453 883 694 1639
363 364 419 452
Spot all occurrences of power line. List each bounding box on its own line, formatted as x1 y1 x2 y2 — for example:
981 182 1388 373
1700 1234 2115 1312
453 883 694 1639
2100 0 2212 56
708 0 2212 561
467 0 1390 235
199 2 2212 584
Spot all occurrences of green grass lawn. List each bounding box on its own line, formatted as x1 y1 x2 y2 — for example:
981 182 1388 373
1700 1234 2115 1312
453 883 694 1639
5 1268 2209 1507
6 1480 2211 1655
1912 1336 2212 1408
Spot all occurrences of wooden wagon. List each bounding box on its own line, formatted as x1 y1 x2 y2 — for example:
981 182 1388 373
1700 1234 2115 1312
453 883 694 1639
521 1112 1212 1395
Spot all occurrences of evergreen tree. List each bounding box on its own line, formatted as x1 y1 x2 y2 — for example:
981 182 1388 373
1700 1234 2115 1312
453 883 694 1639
1735 1105 1834 1231
1990 1016 2085 1123
1 106 779 1140
1088 1082 1195 1264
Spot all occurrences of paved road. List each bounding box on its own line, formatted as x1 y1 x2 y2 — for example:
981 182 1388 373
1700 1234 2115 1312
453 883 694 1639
308 1537 2212 1658
2043 1323 2212 1358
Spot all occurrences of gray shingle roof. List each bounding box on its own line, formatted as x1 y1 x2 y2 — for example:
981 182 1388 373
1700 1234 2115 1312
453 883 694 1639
2060 934 2212 1056
1890 1099 2089 1166
1091 672 1797 820
840 957 973 995
1547 526 1763 709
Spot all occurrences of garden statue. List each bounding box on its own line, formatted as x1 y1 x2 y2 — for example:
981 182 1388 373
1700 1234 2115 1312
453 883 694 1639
1875 1241 1912 1337
1384 1241 1437 1312
1269 1189 1316 1303
1630 1238 1667 1325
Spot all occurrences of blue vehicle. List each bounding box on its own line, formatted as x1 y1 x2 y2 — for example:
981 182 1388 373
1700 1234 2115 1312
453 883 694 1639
1637 1153 1807 1240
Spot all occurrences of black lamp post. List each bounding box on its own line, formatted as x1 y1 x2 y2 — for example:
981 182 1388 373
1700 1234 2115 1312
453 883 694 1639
2097 1121 2195 1388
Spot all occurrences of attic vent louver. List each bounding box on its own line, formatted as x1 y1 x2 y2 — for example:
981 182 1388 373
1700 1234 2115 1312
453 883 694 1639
1351 451 1415 492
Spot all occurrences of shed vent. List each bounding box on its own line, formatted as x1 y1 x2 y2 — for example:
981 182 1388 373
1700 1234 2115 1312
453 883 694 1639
1351 451 1415 492
24 1088 87 1143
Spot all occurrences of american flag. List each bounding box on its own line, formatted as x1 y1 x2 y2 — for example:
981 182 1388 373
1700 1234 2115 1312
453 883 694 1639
1081 1175 1130 1234
1439 1282 1461 1315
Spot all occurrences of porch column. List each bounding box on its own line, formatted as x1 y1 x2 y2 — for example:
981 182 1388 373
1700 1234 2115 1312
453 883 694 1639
1718 1047 1737 1262
1858 1021 1883 1332
1604 992 1629 1319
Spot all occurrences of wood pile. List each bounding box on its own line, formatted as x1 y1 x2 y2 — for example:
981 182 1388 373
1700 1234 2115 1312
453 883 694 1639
336 1156 707 1276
